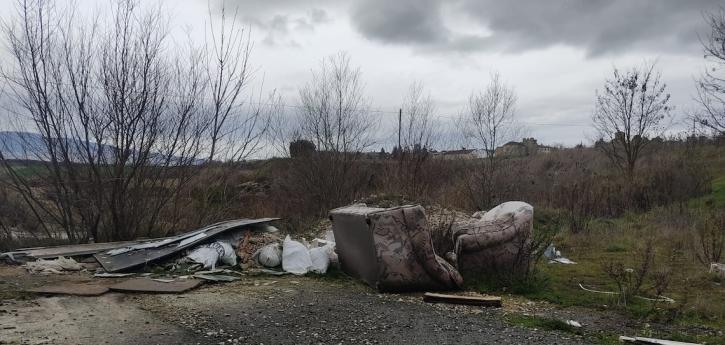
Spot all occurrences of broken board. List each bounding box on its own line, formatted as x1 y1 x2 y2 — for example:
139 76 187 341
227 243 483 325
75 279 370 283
94 218 278 272
109 278 202 293
27 283 109 296
423 292 502 307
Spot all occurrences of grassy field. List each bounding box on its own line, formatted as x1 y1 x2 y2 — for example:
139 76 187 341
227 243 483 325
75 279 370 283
499 174 725 344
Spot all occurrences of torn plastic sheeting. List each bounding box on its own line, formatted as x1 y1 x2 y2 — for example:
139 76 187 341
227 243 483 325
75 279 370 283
25 256 83 274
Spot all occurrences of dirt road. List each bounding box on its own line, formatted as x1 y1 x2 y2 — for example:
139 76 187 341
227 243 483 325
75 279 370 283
0 267 590 345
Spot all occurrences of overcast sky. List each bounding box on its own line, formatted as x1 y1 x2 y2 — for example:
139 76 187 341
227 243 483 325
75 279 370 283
2 0 723 149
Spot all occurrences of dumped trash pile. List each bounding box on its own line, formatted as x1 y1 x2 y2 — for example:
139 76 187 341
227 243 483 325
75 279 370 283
0 218 339 295
1 200 539 296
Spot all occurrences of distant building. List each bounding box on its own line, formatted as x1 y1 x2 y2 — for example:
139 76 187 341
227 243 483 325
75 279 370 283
433 148 491 160
495 138 555 157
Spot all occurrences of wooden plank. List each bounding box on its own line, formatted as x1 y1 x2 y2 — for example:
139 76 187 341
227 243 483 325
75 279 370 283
423 292 502 307
93 218 279 272
27 283 109 296
109 278 202 293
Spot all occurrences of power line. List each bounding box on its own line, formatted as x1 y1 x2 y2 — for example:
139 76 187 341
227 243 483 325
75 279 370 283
0 74 592 128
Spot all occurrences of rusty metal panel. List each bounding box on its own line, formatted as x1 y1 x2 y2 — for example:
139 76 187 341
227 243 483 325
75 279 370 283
94 218 278 272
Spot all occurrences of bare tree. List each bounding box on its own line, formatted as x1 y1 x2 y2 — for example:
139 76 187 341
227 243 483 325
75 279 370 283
460 72 518 208
396 81 437 197
401 81 436 151
0 0 207 241
204 3 271 162
298 52 375 153
292 52 376 214
593 62 671 176
695 8 725 135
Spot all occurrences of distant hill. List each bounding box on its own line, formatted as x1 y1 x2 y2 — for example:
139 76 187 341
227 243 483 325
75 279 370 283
0 131 204 165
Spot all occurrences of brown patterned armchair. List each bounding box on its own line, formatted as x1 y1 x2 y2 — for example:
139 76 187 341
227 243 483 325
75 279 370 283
329 204 463 292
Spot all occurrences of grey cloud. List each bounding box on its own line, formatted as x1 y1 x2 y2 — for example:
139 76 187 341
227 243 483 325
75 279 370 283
350 0 723 56
351 0 449 44
208 0 337 47
242 9 331 47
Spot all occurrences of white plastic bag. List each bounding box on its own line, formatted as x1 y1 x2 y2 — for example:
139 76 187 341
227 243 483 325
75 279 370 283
187 241 237 270
282 235 313 275
309 245 332 274
253 243 282 268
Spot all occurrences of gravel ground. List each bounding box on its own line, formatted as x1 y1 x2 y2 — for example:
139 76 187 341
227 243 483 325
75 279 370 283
0 266 592 345
140 277 591 345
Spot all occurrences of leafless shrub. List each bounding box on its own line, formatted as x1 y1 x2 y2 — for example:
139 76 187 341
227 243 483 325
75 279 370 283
692 208 725 266
603 238 656 306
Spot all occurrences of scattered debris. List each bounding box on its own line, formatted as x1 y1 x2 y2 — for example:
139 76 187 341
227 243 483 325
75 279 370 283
422 292 502 307
619 336 701 344
579 283 675 303
565 320 582 328
236 231 254 268
544 244 577 264
93 272 135 278
24 256 83 274
93 218 278 272
709 262 725 278
27 283 109 296
248 268 290 276
109 278 203 293
194 274 240 282
151 278 176 283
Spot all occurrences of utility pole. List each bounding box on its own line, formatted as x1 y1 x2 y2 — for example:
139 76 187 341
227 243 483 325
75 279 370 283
398 108 402 152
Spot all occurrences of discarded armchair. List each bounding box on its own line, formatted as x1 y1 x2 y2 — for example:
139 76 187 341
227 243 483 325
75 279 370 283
329 204 463 292
449 201 534 277
329 202 534 292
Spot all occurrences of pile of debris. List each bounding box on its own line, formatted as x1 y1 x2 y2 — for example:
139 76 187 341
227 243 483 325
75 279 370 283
1 218 338 295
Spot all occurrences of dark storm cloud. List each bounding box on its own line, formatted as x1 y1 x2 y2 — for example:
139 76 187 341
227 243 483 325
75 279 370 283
350 0 723 56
